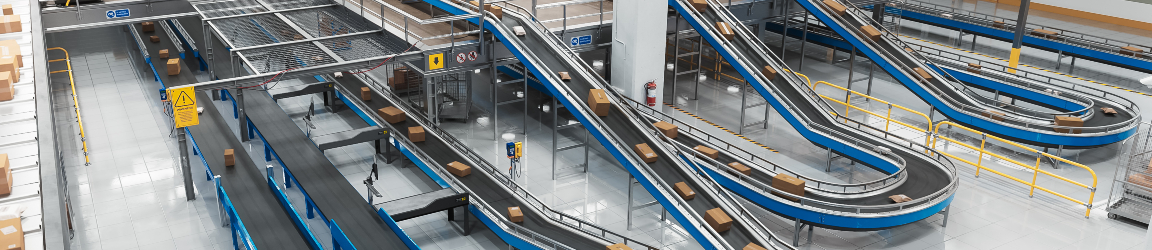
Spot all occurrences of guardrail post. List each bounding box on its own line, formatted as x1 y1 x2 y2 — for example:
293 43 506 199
180 128 195 200
215 175 226 226
975 134 986 177
1030 151 1042 197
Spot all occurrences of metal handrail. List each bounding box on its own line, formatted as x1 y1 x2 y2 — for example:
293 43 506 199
624 97 906 195
931 121 1098 217
812 81 933 145
476 5 731 249
813 0 1136 136
47 47 90 166
354 74 654 250
897 0 1152 59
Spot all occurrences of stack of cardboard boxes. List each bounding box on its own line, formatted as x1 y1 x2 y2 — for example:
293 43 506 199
0 39 18 102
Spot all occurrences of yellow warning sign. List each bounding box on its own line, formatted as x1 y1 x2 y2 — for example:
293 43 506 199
170 86 199 128
428 53 444 70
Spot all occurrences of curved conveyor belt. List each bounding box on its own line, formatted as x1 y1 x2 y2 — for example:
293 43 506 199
791 0 1138 147
186 94 312 250
670 0 956 230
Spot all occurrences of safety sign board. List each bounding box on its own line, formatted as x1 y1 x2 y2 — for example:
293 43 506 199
106 9 130 19
170 86 199 128
570 35 592 46
467 51 477 61
456 53 467 63
428 53 444 70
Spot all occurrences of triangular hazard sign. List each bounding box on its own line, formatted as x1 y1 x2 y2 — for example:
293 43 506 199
174 91 195 107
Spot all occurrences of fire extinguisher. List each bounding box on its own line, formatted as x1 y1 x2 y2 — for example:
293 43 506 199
645 81 657 107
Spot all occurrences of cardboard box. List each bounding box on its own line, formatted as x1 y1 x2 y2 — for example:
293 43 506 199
982 109 1005 121
992 20 1006 29
1031 29 1058 39
690 0 708 12
166 59 180 76
488 5 503 20
408 126 425 142
149 35 159 43
0 15 18 34
1102 107 1117 115
913 67 933 80
224 149 235 167
447 161 471 177
1054 116 1083 134
727 162 751 175
693 145 718 159
606 243 632 250
377 106 406 124
634 143 657 163
361 87 371 101
388 77 416 91
1129 174 1152 190
507 206 523 223
761 65 777 80
0 56 16 83
889 194 912 203
1 5 11 16
142 22 154 32
158 49 169 59
0 154 7 182
0 218 22 250
703 208 732 232
0 72 10 89
588 89 610 116
0 40 24 69
0 78 11 102
673 182 695 200
1120 46 1144 57
558 71 571 81
653 121 678 138
823 0 847 16
744 243 768 250
903 47 915 53
861 25 882 41
715 22 735 40
0 154 8 195
967 63 982 73
771 173 805 201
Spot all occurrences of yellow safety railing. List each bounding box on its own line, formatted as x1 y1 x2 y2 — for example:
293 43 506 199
931 121 1097 217
47 47 90 165
811 81 934 147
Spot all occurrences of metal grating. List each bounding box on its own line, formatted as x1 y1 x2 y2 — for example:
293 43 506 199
238 42 338 73
282 7 380 38
194 0 268 19
265 0 333 10
212 15 304 47
321 33 412 61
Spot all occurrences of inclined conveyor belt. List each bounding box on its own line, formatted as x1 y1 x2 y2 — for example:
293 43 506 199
129 22 198 89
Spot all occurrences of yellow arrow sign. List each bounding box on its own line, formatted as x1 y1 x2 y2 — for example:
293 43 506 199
428 53 444 70
170 86 199 128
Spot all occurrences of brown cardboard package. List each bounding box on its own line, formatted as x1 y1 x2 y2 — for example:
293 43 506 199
690 0 708 12
1121 46 1144 57
0 56 16 83
992 20 1006 29
142 22 155 32
913 67 933 80
1102 107 1117 115
507 206 523 222
1031 29 1058 39
1129 174 1152 189
469 1 502 19
0 217 22 250
653 121 678 138
693 145 718 159
673 182 695 200
967 63 982 73
744 243 768 250
861 25 882 41
823 0 847 16
0 40 24 69
982 109 1005 121
393 67 408 83
727 162 751 175
771 173 805 201
224 149 235 167
361 87 371 101
408 126 425 142
377 106 406 124
166 59 180 76
1054 116 1083 134
761 65 777 80
633 143 657 163
158 49 169 59
1 5 11 15
889 194 912 203
715 22 735 40
447 161 471 177
150 35 160 43
703 208 732 232
557 71 571 81
0 15 18 34
0 154 8 195
606 243 633 250
0 72 11 90
0 75 11 102
588 89 610 116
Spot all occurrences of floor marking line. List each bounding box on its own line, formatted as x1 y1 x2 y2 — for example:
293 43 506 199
662 103 780 154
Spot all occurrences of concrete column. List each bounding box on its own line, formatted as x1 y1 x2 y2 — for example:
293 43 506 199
611 0 667 104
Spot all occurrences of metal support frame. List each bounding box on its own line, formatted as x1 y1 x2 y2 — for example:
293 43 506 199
551 99 589 180
626 176 666 230
180 128 195 200
792 220 813 247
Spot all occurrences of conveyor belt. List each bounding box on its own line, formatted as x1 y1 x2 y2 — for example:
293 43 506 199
129 22 199 88
500 13 766 247
243 89 410 249
333 75 608 250
186 94 312 250
171 17 206 72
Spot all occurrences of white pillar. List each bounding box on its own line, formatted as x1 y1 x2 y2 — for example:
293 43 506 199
611 0 667 105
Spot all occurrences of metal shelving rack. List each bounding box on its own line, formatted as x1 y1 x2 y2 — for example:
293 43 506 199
1108 122 1152 224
